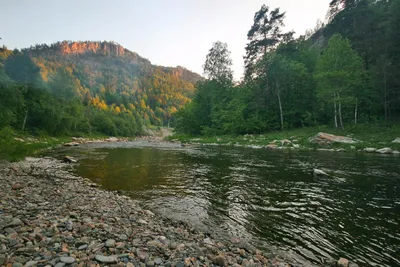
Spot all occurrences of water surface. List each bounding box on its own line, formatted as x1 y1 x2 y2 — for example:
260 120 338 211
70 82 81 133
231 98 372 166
62 141 399 266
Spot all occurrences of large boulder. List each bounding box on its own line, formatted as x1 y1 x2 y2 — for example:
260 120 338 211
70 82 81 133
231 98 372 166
309 132 359 145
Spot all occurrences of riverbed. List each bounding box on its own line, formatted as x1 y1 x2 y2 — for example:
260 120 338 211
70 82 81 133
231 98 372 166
55 141 400 267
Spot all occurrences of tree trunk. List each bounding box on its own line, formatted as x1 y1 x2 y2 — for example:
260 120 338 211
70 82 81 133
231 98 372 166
354 98 358 125
383 68 388 121
22 109 28 131
277 90 283 131
337 92 344 130
333 93 338 128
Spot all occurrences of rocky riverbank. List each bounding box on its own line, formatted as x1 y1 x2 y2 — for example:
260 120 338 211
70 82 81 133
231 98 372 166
0 157 296 267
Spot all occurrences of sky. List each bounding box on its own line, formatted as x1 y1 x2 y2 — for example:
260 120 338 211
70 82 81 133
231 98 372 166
1 0 331 80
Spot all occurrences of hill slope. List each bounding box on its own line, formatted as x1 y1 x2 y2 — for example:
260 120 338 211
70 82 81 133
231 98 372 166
0 41 202 136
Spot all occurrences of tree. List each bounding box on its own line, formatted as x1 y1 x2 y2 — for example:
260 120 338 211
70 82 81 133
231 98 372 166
314 34 365 129
244 4 288 78
203 41 233 84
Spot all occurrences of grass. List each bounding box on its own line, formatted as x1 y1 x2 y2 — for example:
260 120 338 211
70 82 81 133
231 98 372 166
0 127 112 162
167 124 400 151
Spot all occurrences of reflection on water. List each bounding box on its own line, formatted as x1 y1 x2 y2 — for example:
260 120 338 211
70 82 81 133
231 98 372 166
67 141 399 266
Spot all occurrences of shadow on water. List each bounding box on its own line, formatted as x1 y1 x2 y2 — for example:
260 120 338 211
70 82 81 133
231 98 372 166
59 141 400 267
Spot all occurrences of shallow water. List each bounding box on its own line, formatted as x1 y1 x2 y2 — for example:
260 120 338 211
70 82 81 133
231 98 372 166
60 141 400 266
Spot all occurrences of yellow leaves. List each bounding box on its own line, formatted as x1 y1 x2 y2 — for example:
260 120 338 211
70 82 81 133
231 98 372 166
140 99 147 109
128 103 136 110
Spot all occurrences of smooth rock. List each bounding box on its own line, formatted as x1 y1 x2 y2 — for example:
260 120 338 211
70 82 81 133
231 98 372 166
137 219 147 224
60 256 75 264
78 244 87 250
143 210 155 216
12 263 24 267
363 148 376 153
154 258 163 265
392 138 400 143
376 147 392 154
95 255 118 263
146 261 155 267
309 132 359 145
25 261 38 267
105 239 116 248
338 258 349 267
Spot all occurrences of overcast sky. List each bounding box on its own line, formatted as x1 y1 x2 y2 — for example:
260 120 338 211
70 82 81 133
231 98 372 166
1 0 331 80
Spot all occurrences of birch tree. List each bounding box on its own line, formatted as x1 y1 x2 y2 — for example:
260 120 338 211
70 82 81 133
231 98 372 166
314 34 364 129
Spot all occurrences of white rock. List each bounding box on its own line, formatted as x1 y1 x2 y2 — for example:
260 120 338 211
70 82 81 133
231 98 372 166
376 147 392 154
392 138 400 143
143 210 155 216
363 148 376 153
137 219 147 224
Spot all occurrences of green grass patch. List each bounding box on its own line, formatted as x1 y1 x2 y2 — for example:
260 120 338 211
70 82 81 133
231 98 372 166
169 124 400 151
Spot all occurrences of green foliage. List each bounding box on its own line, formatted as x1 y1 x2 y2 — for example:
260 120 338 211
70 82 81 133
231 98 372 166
176 1 400 137
203 41 233 83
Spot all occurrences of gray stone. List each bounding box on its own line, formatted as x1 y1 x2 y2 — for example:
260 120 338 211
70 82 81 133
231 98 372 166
12 263 24 267
60 256 75 264
78 244 88 250
9 218 23 227
392 138 400 143
364 148 376 153
105 239 116 248
0 255 6 266
95 255 118 263
25 261 38 267
146 261 155 267
154 258 163 265
54 263 66 267
65 221 73 231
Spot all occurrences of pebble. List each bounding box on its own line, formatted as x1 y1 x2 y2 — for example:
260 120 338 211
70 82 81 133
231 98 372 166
154 258 163 265
105 239 116 247
25 261 38 267
60 256 75 264
0 157 296 267
95 255 118 263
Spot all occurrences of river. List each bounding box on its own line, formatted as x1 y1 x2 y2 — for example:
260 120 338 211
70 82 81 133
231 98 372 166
55 141 400 266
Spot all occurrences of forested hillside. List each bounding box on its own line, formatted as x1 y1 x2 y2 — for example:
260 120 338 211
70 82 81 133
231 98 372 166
176 0 400 135
0 41 202 136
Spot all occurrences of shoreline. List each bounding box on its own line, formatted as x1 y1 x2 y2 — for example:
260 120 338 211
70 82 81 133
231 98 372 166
0 157 296 267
